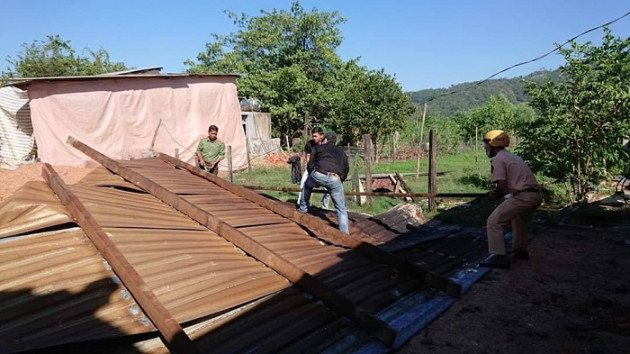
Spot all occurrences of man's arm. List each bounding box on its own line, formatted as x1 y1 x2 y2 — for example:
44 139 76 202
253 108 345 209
196 141 205 167
211 142 226 167
488 180 508 200
307 146 317 173
341 153 349 181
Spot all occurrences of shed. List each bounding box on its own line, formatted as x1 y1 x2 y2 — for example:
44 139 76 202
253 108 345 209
4 72 247 170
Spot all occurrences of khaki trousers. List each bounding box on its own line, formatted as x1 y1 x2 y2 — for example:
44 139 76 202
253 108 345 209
487 192 543 255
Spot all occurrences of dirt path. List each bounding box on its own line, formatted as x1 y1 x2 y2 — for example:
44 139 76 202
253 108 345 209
398 224 630 354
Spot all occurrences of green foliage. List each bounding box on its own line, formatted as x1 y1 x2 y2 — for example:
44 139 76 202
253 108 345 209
186 1 413 144
3 34 128 77
408 70 563 117
518 28 630 201
452 94 537 142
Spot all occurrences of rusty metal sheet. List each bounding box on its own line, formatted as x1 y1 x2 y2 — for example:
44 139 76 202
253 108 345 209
104 227 290 322
0 181 72 239
0 229 155 352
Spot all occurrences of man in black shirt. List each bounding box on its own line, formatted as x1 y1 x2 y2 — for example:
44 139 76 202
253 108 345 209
297 127 330 208
298 132 350 234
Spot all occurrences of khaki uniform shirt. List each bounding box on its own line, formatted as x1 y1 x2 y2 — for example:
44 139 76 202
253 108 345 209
490 149 539 193
196 138 225 164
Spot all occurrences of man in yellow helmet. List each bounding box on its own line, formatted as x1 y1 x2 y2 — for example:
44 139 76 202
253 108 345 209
480 130 543 269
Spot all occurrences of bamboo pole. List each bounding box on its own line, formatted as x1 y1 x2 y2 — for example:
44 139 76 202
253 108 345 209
415 103 428 178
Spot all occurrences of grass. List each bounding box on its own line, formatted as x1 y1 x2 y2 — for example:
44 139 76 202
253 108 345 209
231 150 630 229
232 151 494 217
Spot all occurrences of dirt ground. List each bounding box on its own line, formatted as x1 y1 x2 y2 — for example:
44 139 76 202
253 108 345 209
399 222 630 354
0 163 95 202
2 164 629 353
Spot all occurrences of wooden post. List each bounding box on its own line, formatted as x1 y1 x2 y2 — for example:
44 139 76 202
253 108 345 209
227 145 233 183
428 128 437 212
245 137 252 173
415 103 428 178
174 148 179 160
363 134 373 207
302 111 310 173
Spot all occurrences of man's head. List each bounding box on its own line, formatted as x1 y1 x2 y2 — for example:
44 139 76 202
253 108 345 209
311 127 324 145
483 130 509 158
324 132 337 145
208 125 219 141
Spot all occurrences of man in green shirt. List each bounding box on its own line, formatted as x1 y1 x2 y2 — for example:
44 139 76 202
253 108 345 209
196 125 225 175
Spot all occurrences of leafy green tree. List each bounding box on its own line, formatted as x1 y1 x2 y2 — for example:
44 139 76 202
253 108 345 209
453 94 536 142
518 28 630 201
186 1 413 143
3 34 128 77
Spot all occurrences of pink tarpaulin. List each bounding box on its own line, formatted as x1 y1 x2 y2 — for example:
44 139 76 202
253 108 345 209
26 76 247 170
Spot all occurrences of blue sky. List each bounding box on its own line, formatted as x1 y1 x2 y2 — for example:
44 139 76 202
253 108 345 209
1 1 628 91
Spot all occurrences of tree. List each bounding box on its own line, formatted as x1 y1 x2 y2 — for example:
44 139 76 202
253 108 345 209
453 94 536 143
3 34 128 78
186 1 413 143
518 28 630 201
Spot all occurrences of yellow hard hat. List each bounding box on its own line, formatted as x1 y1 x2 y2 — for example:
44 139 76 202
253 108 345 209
483 130 510 147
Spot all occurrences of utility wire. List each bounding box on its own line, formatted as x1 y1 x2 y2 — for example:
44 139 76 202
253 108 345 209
420 10 630 104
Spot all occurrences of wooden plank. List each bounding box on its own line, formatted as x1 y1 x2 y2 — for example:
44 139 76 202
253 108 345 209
66 137 397 346
156 152 463 299
237 185 485 199
395 172 415 203
41 163 199 354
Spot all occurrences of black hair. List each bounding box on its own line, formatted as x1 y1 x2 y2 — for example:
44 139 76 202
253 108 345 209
311 127 323 134
208 125 219 132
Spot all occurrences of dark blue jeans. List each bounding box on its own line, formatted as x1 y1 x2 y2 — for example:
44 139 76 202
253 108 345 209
298 171 349 234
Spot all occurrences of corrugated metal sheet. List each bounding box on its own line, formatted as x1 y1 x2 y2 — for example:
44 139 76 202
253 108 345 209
0 170 292 352
0 159 490 352
0 86 34 168
0 229 155 352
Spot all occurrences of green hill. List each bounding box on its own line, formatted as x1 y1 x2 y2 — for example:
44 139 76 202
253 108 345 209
408 69 563 117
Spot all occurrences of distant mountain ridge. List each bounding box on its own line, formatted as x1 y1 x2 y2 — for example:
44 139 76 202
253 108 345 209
407 69 562 117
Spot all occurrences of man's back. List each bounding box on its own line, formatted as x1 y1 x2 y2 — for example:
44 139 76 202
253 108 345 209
308 143 349 181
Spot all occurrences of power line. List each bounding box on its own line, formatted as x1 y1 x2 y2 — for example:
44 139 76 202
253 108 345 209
419 10 630 105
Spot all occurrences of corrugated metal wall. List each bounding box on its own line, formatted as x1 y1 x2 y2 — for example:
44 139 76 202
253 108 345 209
0 86 34 169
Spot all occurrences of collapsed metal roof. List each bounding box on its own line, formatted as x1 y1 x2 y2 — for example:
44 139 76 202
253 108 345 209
0 138 490 353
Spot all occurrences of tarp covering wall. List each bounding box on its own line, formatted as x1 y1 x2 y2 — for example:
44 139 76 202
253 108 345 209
0 86 34 168
26 76 246 169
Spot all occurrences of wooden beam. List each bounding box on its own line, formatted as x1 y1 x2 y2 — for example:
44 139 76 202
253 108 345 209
156 153 463 299
395 172 416 203
66 137 397 346
41 163 199 354
236 185 486 199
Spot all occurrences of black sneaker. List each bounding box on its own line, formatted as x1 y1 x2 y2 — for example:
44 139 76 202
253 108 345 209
513 248 529 260
479 254 510 269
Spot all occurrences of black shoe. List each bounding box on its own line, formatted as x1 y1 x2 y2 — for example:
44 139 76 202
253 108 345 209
513 248 529 260
479 254 510 269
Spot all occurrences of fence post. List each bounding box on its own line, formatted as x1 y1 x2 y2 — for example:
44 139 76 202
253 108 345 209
416 103 427 178
363 134 373 207
174 148 179 160
227 145 233 183
428 128 437 212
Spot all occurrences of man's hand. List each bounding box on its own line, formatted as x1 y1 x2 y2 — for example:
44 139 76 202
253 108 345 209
487 190 502 200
